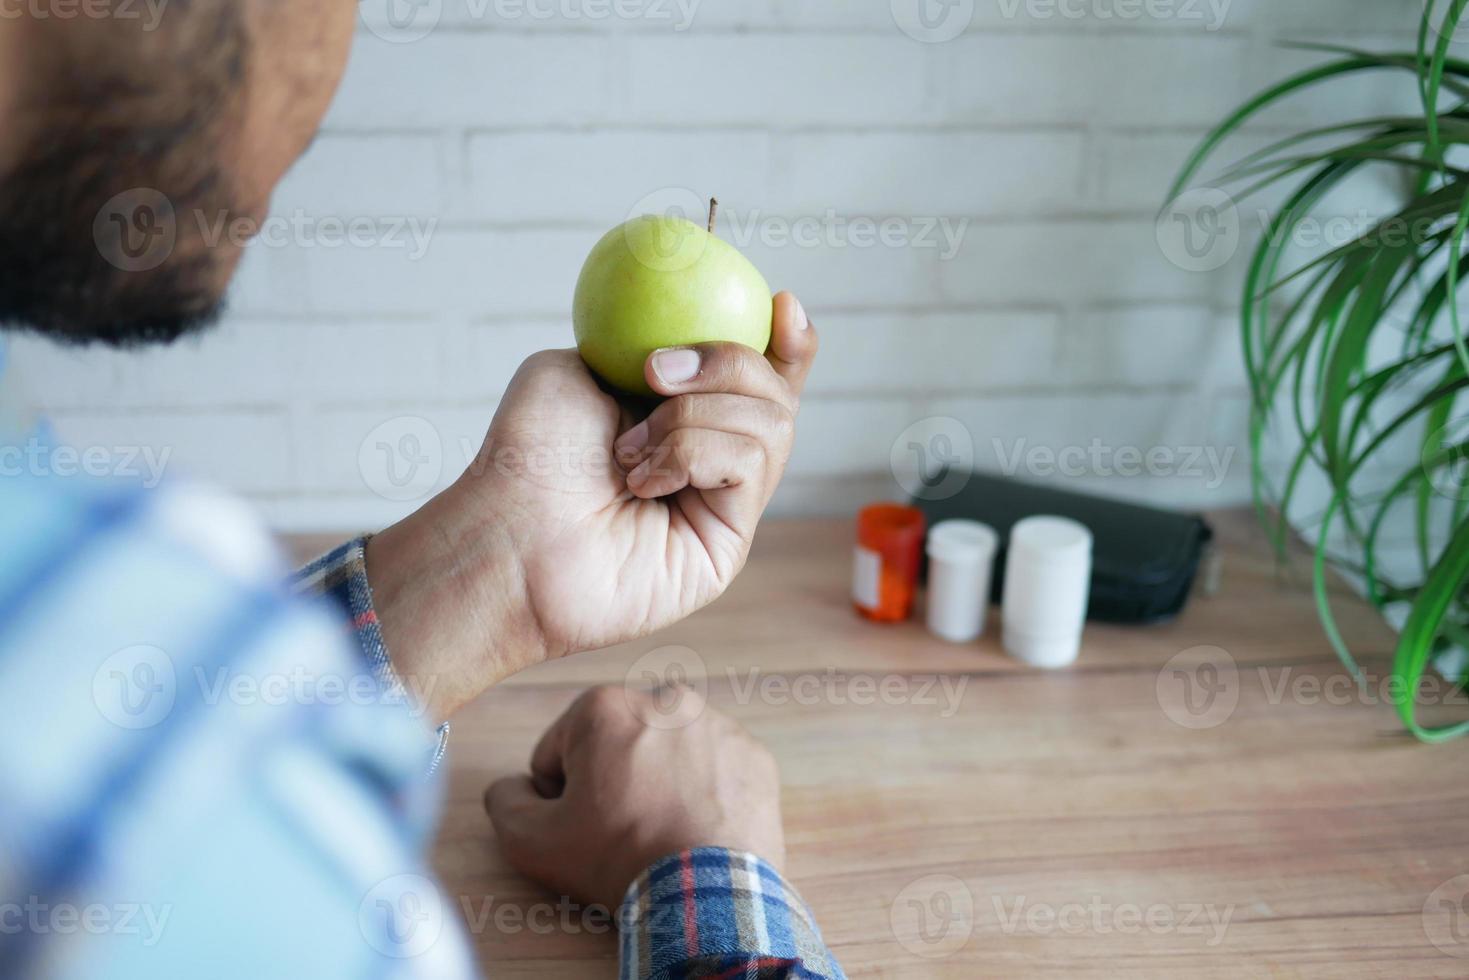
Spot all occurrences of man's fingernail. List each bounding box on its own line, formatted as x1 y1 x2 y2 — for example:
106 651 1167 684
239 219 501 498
653 348 701 385
617 420 650 457
795 297 810 330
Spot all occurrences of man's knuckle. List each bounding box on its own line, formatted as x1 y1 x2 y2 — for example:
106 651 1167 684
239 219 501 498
770 405 796 444
523 349 561 372
723 349 751 390
581 684 627 719
668 429 700 466
672 394 699 428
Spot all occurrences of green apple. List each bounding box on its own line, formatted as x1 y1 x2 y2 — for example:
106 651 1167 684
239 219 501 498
573 213 773 397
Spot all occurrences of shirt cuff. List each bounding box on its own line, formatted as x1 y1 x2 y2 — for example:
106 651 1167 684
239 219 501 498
618 848 846 980
290 536 449 776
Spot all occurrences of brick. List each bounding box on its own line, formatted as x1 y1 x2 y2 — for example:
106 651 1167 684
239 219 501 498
1094 129 1305 215
1269 0 1420 37
279 228 594 317
466 130 770 223
1250 35 1423 127
4 335 118 410
621 36 930 125
944 35 1250 126
1063 306 1247 387
770 131 1086 216
436 320 571 401
326 34 611 128
273 135 446 218
937 218 1251 306
108 320 295 407
807 311 1062 394
742 230 945 310
299 405 497 495
787 397 920 477
297 320 452 402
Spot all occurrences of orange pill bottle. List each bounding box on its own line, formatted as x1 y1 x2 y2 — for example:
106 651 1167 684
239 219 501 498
853 503 926 622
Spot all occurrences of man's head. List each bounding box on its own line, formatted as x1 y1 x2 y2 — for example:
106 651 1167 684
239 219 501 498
0 0 357 346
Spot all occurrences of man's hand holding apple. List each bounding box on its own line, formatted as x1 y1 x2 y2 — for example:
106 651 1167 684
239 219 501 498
366 291 817 720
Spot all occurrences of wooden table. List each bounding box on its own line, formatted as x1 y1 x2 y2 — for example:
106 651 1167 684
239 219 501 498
290 512 1469 978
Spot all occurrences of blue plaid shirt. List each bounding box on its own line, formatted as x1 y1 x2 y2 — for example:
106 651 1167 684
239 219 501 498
0 405 842 978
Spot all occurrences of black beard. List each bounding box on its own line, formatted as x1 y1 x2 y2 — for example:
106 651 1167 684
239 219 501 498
0 128 230 348
0 1 250 350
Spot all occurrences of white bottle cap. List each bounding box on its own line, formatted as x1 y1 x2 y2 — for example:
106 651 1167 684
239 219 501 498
1002 516 1093 669
925 520 998 644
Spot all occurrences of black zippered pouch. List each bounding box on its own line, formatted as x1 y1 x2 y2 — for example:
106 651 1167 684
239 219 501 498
913 472 1213 624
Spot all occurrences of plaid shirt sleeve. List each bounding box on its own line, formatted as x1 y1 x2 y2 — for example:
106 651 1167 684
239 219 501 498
290 537 449 775
621 848 846 980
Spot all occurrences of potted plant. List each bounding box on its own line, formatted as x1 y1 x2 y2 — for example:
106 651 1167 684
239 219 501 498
1167 1 1469 741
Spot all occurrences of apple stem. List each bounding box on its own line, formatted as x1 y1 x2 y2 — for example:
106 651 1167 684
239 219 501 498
708 197 719 234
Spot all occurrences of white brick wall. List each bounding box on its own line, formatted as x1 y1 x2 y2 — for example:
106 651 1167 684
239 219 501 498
6 0 1424 531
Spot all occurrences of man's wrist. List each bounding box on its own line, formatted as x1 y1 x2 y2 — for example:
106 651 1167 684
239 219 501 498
365 478 545 721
